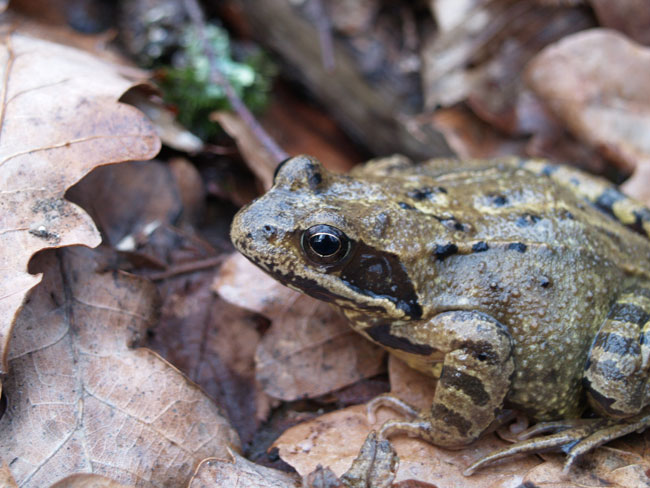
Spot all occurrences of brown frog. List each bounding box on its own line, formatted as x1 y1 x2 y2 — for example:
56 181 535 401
230 154 650 474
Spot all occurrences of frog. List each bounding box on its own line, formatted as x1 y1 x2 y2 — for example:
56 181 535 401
230 154 650 474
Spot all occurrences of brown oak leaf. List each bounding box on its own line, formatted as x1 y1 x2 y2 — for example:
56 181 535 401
0 22 160 387
0 247 239 487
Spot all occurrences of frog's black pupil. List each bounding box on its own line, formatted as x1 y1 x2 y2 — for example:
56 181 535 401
309 233 340 256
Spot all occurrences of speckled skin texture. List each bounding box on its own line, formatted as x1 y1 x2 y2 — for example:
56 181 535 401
231 155 650 460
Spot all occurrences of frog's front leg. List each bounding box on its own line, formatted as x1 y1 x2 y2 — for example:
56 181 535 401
368 310 515 448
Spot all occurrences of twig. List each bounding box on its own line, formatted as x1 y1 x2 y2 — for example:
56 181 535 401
303 0 336 72
182 0 289 164
145 255 225 281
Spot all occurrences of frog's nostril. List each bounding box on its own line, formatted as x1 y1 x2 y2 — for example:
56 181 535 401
261 224 277 238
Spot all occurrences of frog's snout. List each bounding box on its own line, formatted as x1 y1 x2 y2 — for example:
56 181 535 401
230 207 285 260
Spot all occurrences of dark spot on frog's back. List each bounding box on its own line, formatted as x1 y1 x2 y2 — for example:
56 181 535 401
366 323 434 355
433 243 458 260
488 194 508 206
609 302 650 326
472 241 489 253
507 242 527 253
407 186 447 200
594 188 624 217
398 201 415 210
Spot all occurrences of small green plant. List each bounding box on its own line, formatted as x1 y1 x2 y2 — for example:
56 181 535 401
158 24 276 141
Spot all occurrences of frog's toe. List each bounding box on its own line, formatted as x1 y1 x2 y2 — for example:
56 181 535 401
467 411 650 475
515 418 600 440
563 411 650 473
463 428 583 476
366 394 419 425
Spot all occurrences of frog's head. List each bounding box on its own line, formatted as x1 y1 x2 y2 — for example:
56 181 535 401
230 155 423 321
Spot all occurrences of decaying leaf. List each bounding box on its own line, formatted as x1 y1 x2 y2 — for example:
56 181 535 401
212 111 277 191
590 0 650 46
0 247 239 487
0 462 17 488
152 271 269 445
526 29 650 202
50 474 135 488
66 161 182 249
188 451 300 488
214 253 385 401
0 23 160 383
213 252 298 318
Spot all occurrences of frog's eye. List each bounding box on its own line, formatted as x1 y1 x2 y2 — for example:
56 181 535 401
301 224 351 265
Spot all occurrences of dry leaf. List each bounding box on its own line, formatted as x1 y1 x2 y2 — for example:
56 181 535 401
421 0 592 111
522 448 650 488
526 29 650 201
429 107 527 158
212 111 277 191
0 463 17 488
151 269 269 445
590 0 650 46
0 25 160 382
272 403 539 486
50 474 135 488
255 294 385 401
0 247 239 487
260 87 359 174
66 161 182 249
213 253 298 318
188 451 300 488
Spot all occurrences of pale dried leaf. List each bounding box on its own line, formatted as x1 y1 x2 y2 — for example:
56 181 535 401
213 253 299 317
255 294 385 401
522 448 650 487
50 474 135 488
1 247 239 487
0 463 17 488
66 161 182 248
590 0 650 46
429 0 485 32
212 111 276 190
526 29 650 199
126 93 203 153
188 451 300 488
0 26 160 379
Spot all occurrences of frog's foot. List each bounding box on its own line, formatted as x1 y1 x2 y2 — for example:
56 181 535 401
366 394 419 425
464 411 650 476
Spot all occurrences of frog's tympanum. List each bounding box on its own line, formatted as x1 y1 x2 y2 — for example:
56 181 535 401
231 155 650 474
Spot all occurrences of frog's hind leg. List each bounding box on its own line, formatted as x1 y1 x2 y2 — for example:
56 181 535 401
584 286 650 419
467 285 650 475
519 159 650 239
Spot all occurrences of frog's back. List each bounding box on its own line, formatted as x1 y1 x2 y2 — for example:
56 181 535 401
355 156 650 277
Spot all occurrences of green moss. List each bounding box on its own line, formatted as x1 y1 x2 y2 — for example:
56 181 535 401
158 24 276 141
